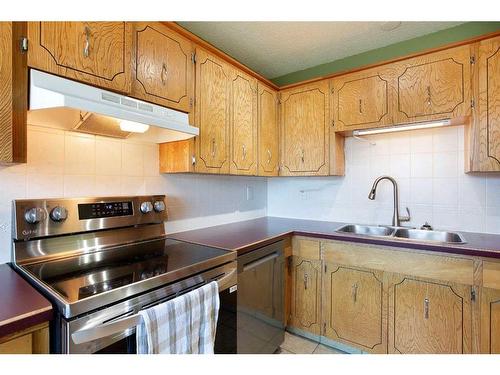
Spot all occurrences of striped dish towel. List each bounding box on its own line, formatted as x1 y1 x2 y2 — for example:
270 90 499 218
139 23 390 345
136 281 220 354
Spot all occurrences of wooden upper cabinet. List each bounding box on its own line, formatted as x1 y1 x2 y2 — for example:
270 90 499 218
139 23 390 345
394 45 471 123
290 256 321 335
132 22 194 113
323 264 386 353
280 80 330 176
194 48 231 174
230 69 257 175
257 83 280 176
332 66 393 132
466 36 500 172
27 22 132 93
388 275 472 354
0 22 27 164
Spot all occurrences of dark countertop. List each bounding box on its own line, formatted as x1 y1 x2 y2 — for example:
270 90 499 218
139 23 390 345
0 264 52 338
168 216 500 258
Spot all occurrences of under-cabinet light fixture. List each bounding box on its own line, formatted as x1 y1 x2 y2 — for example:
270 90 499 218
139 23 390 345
352 119 452 136
119 120 150 133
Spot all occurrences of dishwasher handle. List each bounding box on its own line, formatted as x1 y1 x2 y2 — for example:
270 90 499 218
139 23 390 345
242 252 279 272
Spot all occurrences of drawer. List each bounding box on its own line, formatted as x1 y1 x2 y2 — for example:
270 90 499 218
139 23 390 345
292 237 320 260
322 240 474 285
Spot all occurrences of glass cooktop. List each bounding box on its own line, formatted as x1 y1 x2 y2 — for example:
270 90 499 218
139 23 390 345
23 239 232 303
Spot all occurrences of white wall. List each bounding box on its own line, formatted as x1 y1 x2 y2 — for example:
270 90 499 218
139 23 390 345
268 125 500 235
0 125 267 264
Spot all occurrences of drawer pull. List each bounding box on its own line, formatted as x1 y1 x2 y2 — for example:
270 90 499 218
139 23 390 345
424 298 429 319
352 283 358 303
83 25 91 57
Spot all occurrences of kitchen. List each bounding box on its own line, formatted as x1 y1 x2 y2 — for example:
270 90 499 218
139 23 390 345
1 1 500 371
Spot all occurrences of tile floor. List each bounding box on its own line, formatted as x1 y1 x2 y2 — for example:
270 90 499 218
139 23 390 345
278 332 346 354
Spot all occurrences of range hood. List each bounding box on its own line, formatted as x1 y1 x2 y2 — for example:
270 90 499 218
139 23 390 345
28 69 199 142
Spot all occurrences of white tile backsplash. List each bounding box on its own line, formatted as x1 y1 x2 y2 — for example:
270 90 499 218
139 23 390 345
268 125 500 236
0 125 268 264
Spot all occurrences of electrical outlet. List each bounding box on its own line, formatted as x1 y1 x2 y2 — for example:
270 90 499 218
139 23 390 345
246 186 254 201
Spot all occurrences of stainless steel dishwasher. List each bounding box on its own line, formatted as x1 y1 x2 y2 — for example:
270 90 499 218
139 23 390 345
237 240 285 354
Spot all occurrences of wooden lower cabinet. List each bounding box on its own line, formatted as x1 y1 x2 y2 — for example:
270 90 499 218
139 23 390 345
480 288 500 353
289 256 322 335
388 274 472 354
0 322 49 354
323 264 387 353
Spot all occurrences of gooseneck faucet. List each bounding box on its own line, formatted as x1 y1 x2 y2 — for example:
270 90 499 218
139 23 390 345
368 175 410 227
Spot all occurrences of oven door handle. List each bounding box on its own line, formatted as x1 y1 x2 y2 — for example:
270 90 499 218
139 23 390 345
71 314 142 345
71 268 237 345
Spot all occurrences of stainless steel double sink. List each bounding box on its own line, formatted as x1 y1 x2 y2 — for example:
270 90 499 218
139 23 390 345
336 224 466 244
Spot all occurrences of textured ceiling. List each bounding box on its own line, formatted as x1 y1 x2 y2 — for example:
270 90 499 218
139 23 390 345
178 22 464 79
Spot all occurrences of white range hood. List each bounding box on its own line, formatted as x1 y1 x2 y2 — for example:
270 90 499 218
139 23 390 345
29 69 199 142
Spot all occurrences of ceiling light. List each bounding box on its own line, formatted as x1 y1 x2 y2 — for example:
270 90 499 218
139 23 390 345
380 22 402 31
353 119 452 136
119 120 150 133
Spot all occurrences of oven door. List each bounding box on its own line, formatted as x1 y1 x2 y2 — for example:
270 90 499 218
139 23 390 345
62 262 237 354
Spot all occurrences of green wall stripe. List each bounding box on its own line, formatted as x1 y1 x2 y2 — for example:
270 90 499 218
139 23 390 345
271 22 500 87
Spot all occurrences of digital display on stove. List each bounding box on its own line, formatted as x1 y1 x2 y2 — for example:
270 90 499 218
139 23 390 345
78 201 133 219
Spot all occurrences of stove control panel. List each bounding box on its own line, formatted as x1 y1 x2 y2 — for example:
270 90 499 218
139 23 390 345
13 195 167 241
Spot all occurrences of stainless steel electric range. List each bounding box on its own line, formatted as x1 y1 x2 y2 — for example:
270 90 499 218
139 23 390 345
11 196 237 354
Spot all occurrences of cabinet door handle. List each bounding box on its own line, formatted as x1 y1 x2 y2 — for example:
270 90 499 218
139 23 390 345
304 273 308 290
161 63 168 85
359 99 363 114
211 138 216 157
83 25 91 58
352 283 358 303
242 144 247 160
426 86 431 106
301 149 305 163
267 149 272 164
424 298 429 319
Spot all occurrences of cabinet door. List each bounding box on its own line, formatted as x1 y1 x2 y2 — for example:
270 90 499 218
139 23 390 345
230 69 257 175
388 275 472 354
0 22 27 164
132 22 194 113
280 81 330 176
480 288 500 353
395 45 471 123
323 264 387 353
194 48 231 174
290 256 321 335
27 22 132 93
332 67 392 132
257 83 279 176
466 36 500 172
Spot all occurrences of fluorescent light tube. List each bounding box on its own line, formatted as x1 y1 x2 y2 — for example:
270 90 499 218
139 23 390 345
352 119 452 136
119 120 150 133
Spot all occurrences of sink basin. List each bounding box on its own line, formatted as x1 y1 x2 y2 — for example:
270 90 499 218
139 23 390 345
393 228 466 244
336 224 395 237
336 224 467 244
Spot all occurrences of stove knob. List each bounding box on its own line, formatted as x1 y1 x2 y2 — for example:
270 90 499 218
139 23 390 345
50 206 68 222
153 200 165 213
24 207 45 224
140 201 153 214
